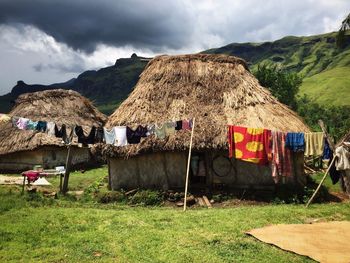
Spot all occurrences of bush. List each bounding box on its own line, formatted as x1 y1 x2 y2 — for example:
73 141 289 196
128 190 163 206
97 191 126 204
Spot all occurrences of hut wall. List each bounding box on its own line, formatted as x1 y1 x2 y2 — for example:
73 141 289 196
210 151 306 189
0 146 91 172
109 150 307 191
109 152 186 190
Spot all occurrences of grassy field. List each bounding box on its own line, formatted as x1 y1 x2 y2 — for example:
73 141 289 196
299 66 350 107
0 167 349 262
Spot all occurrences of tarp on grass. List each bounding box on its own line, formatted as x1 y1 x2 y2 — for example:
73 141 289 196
247 221 350 263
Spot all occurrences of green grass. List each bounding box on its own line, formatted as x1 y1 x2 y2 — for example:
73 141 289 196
0 167 349 262
1 185 349 262
46 166 107 191
311 171 342 193
299 67 350 106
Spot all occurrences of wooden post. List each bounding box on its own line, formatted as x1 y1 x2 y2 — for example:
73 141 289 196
21 175 26 194
306 155 336 207
62 145 73 194
184 118 195 211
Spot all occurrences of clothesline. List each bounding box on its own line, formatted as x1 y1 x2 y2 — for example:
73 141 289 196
0 113 193 147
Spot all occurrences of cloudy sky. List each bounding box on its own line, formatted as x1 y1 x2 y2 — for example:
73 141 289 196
0 0 349 95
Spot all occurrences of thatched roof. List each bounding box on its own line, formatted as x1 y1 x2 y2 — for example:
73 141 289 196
105 54 310 158
0 89 107 155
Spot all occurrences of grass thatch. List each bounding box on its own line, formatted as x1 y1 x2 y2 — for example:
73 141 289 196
0 89 107 155
104 54 310 158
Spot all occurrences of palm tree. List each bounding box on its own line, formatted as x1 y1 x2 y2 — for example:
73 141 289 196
336 13 350 48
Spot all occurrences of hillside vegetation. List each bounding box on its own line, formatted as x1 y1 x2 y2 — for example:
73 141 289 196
299 67 350 106
205 32 350 107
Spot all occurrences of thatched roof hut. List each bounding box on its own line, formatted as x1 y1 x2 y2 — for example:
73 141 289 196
105 54 309 157
106 54 310 191
0 89 107 172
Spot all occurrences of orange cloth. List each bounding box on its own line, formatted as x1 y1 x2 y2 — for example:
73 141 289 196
228 125 271 165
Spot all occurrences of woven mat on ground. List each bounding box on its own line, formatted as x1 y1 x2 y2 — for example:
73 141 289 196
247 221 350 263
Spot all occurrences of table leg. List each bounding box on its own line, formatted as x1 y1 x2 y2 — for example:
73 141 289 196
22 176 26 195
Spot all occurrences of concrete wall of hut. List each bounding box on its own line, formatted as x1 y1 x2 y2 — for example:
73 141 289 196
209 151 306 189
109 152 187 190
0 146 91 172
108 151 306 191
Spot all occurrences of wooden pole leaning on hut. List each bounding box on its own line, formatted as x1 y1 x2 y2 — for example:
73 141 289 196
305 119 336 207
184 118 195 212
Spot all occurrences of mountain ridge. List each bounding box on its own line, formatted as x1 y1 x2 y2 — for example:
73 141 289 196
0 32 349 114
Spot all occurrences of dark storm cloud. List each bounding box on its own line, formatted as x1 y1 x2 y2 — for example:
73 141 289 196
0 0 193 53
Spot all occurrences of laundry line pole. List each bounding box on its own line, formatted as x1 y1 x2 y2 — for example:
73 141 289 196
184 118 195 211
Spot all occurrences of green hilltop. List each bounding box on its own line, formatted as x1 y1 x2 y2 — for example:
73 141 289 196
204 32 350 106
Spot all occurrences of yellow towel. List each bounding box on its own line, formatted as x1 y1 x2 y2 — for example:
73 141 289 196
304 132 324 156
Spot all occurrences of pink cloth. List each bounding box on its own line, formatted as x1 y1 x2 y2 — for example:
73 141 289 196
16 118 29 130
182 119 192 131
22 171 47 183
271 131 292 183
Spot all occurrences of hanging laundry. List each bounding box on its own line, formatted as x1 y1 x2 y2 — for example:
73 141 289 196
46 122 56 136
322 139 332 160
0 114 11 123
285 132 305 152
182 119 193 131
164 122 175 136
175 120 182 131
126 125 147 144
103 127 116 145
335 145 350 171
228 125 271 165
55 124 69 144
22 170 42 183
26 120 38 130
271 131 292 183
36 121 47 132
114 126 128 146
75 126 96 146
11 116 20 127
146 124 155 136
304 132 324 156
16 117 29 130
155 124 166 139
95 127 104 143
328 152 342 184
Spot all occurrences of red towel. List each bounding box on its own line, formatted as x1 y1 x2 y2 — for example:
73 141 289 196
228 126 271 165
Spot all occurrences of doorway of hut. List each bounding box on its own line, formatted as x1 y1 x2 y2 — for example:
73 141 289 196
189 152 207 192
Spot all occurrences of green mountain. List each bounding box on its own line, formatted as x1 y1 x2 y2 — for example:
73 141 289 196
204 32 350 106
0 54 149 115
0 32 349 115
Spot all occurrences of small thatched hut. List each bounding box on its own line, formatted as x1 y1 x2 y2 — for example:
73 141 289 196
0 89 107 172
105 54 310 191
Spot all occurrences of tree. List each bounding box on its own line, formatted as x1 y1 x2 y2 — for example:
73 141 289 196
336 12 350 48
253 64 302 110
